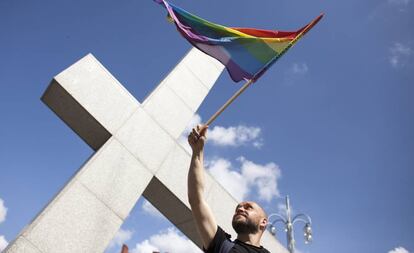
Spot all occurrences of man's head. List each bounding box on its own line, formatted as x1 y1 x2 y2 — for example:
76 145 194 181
232 201 268 235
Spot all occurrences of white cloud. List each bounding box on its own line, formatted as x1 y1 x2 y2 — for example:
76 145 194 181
389 42 413 68
208 125 263 148
131 227 201 253
107 228 133 249
0 199 8 251
207 158 249 201
0 198 7 224
369 0 410 21
238 157 281 202
142 200 164 219
283 62 309 85
179 114 263 149
132 240 158 253
276 202 287 215
389 247 411 253
388 0 410 5
274 200 298 218
0 235 8 252
179 114 203 153
206 157 281 202
294 249 304 253
291 63 309 75
184 114 202 134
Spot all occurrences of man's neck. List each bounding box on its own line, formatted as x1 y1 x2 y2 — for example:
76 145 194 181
236 233 262 247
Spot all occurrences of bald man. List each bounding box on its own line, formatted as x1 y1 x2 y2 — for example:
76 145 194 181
188 125 271 253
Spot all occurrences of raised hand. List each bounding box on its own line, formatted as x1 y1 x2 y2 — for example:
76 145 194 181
188 124 208 154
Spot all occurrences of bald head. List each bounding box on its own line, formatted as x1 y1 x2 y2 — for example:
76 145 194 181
253 202 268 219
232 201 268 235
236 201 267 217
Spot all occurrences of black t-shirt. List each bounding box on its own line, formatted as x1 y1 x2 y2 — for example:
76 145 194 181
204 226 271 253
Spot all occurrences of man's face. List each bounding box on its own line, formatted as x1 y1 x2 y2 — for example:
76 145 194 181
232 201 267 235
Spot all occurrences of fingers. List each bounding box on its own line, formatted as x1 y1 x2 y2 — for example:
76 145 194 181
121 244 129 253
192 128 200 139
196 124 208 137
188 128 200 145
188 125 208 145
188 132 196 144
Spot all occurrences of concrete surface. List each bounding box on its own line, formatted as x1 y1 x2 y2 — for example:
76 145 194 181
5 48 288 253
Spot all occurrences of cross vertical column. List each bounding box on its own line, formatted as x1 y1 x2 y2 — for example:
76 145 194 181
5 48 287 253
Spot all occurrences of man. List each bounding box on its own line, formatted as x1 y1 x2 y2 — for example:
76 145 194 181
188 125 271 253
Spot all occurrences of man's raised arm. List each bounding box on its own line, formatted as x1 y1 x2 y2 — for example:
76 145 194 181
187 125 218 249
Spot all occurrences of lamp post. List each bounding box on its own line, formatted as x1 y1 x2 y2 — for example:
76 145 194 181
268 196 312 253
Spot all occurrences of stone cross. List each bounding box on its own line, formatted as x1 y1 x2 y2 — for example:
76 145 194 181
5 49 287 253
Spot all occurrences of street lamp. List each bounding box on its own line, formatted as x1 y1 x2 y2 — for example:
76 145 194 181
268 196 313 253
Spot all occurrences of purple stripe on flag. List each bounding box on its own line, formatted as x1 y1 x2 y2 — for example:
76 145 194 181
196 43 253 82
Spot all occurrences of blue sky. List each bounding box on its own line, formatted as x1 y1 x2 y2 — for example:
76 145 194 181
0 0 413 252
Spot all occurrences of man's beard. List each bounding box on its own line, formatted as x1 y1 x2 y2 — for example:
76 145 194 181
232 217 259 234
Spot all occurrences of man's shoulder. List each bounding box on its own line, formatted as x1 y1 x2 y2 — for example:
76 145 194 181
204 226 234 253
206 227 271 253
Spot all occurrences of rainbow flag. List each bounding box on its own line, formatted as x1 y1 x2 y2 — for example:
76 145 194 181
155 0 323 82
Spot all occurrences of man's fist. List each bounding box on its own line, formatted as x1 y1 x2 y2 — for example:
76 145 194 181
188 124 208 153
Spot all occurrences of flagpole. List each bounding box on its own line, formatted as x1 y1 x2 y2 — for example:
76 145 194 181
204 14 324 126
205 78 254 126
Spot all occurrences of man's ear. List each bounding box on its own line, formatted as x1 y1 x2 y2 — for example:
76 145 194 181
260 218 268 231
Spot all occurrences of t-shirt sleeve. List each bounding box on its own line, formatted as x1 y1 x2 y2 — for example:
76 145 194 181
204 226 232 253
